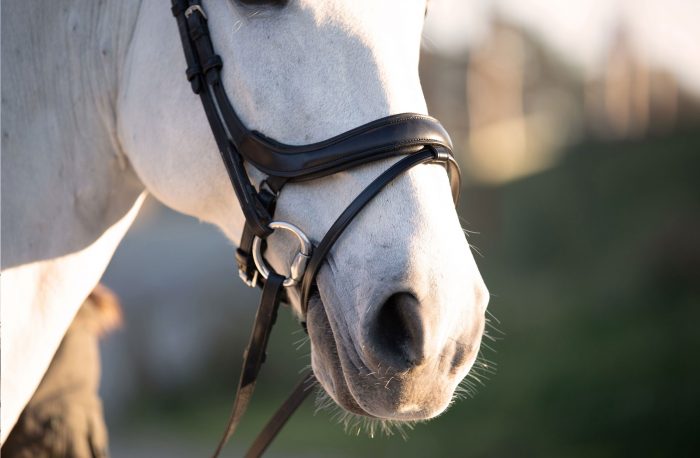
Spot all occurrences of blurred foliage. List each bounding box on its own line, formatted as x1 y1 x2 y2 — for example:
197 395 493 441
114 132 700 457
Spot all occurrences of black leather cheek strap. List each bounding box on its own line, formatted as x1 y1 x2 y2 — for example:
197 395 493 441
300 148 445 313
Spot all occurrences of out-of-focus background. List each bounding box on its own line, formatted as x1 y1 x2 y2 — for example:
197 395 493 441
101 1 700 456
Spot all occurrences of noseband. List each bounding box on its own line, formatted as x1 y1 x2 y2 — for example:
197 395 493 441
171 1 461 456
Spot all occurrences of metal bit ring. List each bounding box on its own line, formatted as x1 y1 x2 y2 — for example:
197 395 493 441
252 221 312 288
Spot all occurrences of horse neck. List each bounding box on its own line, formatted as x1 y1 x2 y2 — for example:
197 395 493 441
1 0 145 269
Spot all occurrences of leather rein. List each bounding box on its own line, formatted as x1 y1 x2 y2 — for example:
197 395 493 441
171 1 461 456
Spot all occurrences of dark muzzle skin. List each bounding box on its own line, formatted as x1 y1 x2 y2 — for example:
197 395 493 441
307 289 486 421
363 292 427 371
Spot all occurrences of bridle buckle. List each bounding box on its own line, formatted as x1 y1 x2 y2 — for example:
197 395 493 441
238 268 259 288
184 4 207 20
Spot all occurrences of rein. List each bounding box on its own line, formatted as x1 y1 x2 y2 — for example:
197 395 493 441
171 1 461 456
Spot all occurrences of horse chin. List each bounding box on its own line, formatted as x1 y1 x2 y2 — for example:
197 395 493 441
306 293 455 422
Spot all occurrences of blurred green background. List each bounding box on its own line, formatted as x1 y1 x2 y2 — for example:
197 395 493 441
100 1 700 457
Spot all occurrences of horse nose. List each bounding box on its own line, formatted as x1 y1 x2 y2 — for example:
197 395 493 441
363 292 426 371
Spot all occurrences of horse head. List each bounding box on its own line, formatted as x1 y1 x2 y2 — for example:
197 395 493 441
119 0 489 427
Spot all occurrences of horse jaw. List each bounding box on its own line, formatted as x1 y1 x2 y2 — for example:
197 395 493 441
119 0 488 424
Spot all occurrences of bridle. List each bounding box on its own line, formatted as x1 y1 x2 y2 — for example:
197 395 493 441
171 1 461 456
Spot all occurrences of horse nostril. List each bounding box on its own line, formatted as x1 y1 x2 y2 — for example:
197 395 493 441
367 292 425 370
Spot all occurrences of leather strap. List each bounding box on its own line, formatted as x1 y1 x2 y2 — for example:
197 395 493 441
237 114 453 179
300 148 441 313
245 371 316 458
212 273 285 458
175 0 273 238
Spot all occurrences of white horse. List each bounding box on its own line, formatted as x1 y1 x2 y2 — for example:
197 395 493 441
0 0 489 444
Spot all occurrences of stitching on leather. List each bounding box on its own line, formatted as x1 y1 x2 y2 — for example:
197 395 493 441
249 114 443 153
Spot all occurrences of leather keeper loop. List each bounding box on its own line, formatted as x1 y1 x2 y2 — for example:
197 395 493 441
203 55 223 74
186 64 201 81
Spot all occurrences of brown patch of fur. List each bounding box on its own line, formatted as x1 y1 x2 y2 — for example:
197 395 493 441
78 283 122 337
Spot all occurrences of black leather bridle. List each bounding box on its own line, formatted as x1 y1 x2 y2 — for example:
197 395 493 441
171 1 461 456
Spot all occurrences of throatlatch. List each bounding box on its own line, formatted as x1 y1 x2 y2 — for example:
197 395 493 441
171 1 461 456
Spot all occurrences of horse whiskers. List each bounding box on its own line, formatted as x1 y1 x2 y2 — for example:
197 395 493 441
469 242 485 259
471 364 497 377
486 309 501 325
452 383 478 401
467 372 487 387
455 370 482 400
313 391 336 415
452 314 503 403
483 331 503 343
476 354 498 367
313 389 418 439
457 216 480 235
480 340 498 354
461 227 481 236
485 316 504 330
459 219 485 258
293 335 310 350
